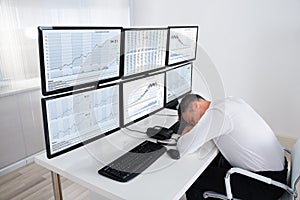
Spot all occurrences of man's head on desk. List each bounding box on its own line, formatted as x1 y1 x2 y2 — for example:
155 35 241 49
179 94 211 134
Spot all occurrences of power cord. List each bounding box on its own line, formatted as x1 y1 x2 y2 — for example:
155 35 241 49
124 126 180 146
156 135 180 146
154 113 178 117
123 127 146 134
156 140 177 146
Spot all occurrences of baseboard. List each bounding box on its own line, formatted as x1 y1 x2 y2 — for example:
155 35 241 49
0 150 45 176
0 159 27 176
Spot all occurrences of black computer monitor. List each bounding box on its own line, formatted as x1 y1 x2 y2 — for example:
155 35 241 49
38 26 122 96
41 84 120 158
123 28 168 78
165 63 193 107
166 26 198 66
121 72 165 126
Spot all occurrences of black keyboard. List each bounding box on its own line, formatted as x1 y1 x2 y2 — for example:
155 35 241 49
98 140 167 182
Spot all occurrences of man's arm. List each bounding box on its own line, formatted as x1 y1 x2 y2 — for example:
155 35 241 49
177 108 232 155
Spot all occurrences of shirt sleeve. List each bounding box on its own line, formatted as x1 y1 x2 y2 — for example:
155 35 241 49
177 107 232 155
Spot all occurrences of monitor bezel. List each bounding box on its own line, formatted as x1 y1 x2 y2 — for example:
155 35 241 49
120 71 165 127
41 83 121 159
38 26 123 96
122 27 168 79
164 62 193 107
166 26 199 66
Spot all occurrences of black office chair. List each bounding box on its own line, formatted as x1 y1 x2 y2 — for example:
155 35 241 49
203 138 300 200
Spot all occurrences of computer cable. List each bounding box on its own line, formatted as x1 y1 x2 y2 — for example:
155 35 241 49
123 127 146 134
153 113 178 117
156 135 180 146
156 140 177 146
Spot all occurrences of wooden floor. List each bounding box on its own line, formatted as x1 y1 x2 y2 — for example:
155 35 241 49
0 137 298 200
0 163 89 200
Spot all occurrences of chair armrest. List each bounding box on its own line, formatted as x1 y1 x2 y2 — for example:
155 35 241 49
203 191 228 199
283 146 292 154
224 167 295 199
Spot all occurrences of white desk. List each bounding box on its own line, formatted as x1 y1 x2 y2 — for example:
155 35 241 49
35 109 218 200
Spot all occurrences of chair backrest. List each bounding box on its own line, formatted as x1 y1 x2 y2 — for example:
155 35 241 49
291 138 300 193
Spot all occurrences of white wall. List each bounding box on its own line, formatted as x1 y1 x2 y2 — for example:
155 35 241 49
131 0 300 138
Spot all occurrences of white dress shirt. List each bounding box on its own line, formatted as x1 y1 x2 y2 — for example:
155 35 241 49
177 97 285 172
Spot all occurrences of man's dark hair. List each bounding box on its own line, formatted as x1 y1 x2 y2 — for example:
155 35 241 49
179 94 205 114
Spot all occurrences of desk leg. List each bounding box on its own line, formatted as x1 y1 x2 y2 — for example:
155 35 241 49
51 171 63 200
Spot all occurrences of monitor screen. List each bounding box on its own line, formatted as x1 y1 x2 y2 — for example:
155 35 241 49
41 84 120 158
165 63 193 104
167 26 198 65
123 28 168 78
38 26 122 96
121 73 165 126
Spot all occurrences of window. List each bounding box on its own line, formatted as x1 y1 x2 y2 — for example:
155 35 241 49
0 0 130 92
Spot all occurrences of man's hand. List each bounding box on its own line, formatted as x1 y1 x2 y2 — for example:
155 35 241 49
181 125 194 135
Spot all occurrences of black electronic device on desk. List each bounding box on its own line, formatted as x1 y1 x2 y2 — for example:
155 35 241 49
168 120 188 135
98 140 167 182
168 121 180 134
146 119 188 141
146 126 173 140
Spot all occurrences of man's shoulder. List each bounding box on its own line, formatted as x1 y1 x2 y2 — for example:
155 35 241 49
225 96 246 104
209 97 248 112
212 96 245 106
